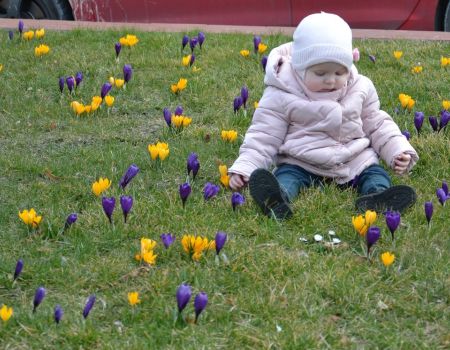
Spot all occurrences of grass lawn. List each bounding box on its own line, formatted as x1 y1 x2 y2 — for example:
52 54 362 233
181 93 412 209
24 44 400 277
0 25 449 349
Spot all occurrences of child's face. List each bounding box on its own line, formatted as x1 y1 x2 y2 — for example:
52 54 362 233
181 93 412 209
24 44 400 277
304 62 350 92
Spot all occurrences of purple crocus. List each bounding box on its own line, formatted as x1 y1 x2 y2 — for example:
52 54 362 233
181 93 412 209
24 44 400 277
160 233 176 249
102 196 116 224
253 35 261 53
33 286 46 312
189 37 198 52
198 31 205 49
429 116 438 131
13 259 24 281
189 54 196 67
65 213 78 229
181 35 189 50
58 77 65 93
75 71 83 87
115 42 121 58
203 182 220 200
414 111 425 134
8 30 14 40
66 76 75 93
163 108 172 127
18 20 24 35
439 110 450 131
231 192 245 211
424 201 433 225
176 283 192 313
366 226 380 256
442 181 449 197
215 231 227 255
120 195 133 223
241 86 249 108
82 294 96 319
385 210 401 240
402 130 411 140
233 96 243 113
174 105 183 116
194 292 208 323
123 64 133 83
179 182 192 208
119 164 140 190
54 305 63 324
436 188 447 205
261 55 268 72
368 54 376 63
187 153 200 179
100 82 112 99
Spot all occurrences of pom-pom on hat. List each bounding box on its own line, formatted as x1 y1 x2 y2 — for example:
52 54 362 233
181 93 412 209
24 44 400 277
292 12 353 72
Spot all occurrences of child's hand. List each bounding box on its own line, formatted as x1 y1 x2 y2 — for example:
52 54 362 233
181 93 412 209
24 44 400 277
394 153 411 175
229 173 249 191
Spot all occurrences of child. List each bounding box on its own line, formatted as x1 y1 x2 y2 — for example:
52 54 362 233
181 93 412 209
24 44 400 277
228 12 418 219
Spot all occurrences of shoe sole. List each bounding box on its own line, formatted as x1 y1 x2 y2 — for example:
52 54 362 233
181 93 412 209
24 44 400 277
355 185 417 213
249 169 293 219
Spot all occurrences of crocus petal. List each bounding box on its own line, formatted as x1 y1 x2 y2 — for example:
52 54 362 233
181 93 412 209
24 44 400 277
115 42 121 57
82 294 96 319
231 192 245 211
66 76 75 93
102 196 116 224
120 195 133 223
101 82 112 99
119 164 140 189
65 213 78 228
194 292 208 322
424 201 433 224
436 188 447 205
215 231 227 254
187 153 200 179
198 31 205 48
414 112 425 133
123 64 133 83
385 210 401 239
58 77 65 93
176 283 191 313
33 286 46 312
182 35 189 49
241 86 249 108
366 226 380 253
13 259 24 281
179 182 192 208
54 305 63 324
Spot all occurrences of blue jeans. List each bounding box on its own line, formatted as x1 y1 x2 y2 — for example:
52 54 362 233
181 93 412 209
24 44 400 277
274 163 392 202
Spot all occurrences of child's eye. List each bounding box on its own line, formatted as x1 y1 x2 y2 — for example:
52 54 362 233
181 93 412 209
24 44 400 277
314 72 325 76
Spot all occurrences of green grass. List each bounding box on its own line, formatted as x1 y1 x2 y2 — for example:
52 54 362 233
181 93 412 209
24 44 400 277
0 27 449 349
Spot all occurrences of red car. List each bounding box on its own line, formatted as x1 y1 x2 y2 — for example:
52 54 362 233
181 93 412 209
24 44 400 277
1 0 449 31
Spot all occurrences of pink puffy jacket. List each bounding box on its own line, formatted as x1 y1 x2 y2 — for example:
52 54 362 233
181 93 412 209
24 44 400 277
229 43 418 184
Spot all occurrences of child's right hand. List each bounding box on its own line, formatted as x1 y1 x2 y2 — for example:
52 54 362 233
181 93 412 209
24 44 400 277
229 174 249 191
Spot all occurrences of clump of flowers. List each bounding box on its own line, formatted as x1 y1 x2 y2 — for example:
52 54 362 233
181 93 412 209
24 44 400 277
35 28 45 39
181 234 215 261
109 76 125 89
19 208 42 228
352 210 377 236
171 78 187 94
23 30 34 40
135 238 157 265
34 44 50 57
221 130 238 142
92 177 111 196
172 114 192 129
119 34 139 47
399 93 415 111
147 142 170 161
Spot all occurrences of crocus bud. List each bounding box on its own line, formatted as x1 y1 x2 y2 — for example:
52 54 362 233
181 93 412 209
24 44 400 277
119 164 139 189
203 182 220 200
233 96 243 113
261 56 268 72
163 108 172 127
174 105 183 116
194 292 208 323
241 86 249 108
102 196 116 224
54 305 63 324
179 182 191 208
189 54 195 67
101 82 112 98
215 231 227 255
189 37 198 52
65 213 78 229
75 71 83 87
115 42 121 58
442 181 449 196
366 226 380 254
13 259 24 281
368 54 376 63
429 116 438 131
436 188 447 205
424 201 433 225
352 47 360 62
58 77 65 93
253 36 261 53
176 283 191 313
197 32 205 48
385 210 401 240
231 192 245 211
181 35 189 50
18 20 24 34
414 112 425 134
66 76 75 93
187 153 200 179
123 64 132 83
160 233 176 249
120 195 133 223
439 110 450 131
33 286 46 312
82 294 96 319
9 30 14 40
402 130 411 140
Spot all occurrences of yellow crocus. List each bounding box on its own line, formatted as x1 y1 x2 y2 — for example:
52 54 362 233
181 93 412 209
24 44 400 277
34 44 50 57
393 50 403 59
399 93 415 111
0 305 13 322
128 292 141 306
365 210 377 226
115 79 124 88
240 49 250 57
109 76 115 85
141 238 157 253
104 95 114 107
182 55 191 67
258 43 268 54
147 142 169 160
23 30 34 40
219 165 230 188
442 100 450 110
254 101 259 109
119 34 139 47
182 116 192 127
148 144 159 160
181 234 211 260
411 65 423 74
142 250 157 265
84 105 92 114
381 252 395 267
172 115 192 128
158 147 170 160
35 28 45 39
170 78 187 94
221 130 238 142
440 56 449 67
0 64 3 73
18 208 42 228
92 177 111 196
352 214 368 236
74 103 85 116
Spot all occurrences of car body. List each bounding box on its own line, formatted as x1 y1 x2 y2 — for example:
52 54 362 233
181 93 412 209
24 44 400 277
1 0 449 31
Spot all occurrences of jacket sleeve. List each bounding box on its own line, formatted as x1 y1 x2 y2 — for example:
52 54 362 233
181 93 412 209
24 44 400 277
228 88 289 177
361 79 419 171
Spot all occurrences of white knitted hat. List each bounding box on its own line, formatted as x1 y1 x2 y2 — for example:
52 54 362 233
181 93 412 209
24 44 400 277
292 12 353 72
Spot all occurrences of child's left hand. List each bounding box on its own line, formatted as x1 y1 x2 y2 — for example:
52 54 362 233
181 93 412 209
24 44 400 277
394 153 411 175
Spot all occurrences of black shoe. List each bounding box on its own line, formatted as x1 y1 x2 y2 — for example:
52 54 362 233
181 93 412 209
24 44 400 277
355 185 417 213
249 169 293 220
